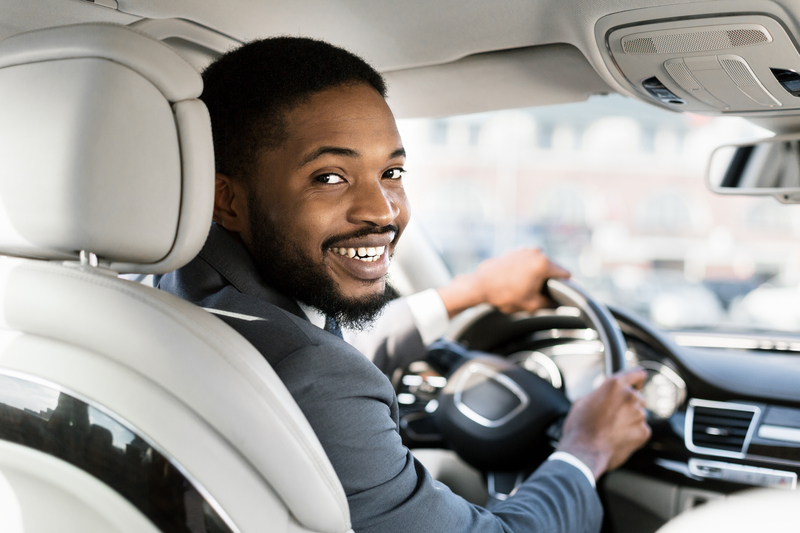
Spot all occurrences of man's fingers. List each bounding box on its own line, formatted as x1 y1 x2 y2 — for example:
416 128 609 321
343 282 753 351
527 293 559 312
617 367 647 390
544 260 571 280
633 389 647 407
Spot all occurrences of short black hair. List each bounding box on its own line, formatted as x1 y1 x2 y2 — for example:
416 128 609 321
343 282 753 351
200 37 387 184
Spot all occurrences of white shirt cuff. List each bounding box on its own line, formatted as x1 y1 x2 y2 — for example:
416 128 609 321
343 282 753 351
548 451 596 489
405 288 450 346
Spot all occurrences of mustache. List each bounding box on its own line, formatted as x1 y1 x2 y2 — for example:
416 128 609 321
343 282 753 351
322 225 399 251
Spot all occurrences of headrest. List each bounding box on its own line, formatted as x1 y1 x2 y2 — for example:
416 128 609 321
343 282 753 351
0 23 214 274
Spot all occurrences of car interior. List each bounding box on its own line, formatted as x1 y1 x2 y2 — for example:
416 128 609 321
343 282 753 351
2 0 800 532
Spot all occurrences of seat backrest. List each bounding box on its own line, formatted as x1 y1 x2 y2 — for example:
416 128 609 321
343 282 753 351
0 23 351 533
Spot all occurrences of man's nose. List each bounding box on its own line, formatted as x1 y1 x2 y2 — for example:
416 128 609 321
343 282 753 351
347 177 401 226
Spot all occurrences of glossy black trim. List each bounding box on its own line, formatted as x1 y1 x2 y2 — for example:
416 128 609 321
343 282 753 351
0 373 234 533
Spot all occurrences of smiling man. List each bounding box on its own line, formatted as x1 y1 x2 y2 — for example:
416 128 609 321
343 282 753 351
160 37 650 533
218 80 410 331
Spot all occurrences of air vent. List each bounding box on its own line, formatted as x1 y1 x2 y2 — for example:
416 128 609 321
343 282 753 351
692 406 752 450
686 399 760 458
622 25 771 55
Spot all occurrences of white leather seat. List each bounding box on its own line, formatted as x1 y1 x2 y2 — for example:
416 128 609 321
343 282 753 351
0 23 352 533
656 488 800 533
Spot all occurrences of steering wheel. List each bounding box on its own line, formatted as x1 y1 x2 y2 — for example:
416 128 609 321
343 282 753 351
426 278 627 477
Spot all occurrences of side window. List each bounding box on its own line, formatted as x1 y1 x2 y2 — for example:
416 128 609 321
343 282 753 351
0 373 233 533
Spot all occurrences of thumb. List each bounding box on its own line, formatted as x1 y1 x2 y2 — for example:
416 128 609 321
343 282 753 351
545 262 571 280
617 367 648 390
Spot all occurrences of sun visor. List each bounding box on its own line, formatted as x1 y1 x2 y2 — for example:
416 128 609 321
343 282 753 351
597 7 800 116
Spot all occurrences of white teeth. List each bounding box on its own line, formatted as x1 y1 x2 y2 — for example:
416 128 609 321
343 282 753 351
330 245 386 261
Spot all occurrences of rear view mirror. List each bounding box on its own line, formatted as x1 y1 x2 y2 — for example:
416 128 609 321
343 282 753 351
707 134 800 203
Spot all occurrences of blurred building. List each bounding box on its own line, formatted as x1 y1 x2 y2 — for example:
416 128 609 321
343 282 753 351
397 94 800 330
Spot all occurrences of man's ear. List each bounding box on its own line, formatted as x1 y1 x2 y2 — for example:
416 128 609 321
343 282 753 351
213 173 249 235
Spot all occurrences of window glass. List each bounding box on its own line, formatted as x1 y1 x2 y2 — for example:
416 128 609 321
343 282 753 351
398 94 800 332
0 373 233 533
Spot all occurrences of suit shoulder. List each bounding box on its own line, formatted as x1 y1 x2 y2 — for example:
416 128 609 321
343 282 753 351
198 288 325 366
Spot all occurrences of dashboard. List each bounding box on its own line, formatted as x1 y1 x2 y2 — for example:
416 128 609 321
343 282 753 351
394 306 800 505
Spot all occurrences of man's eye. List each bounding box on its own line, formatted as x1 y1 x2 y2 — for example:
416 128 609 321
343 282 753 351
316 173 345 184
383 168 405 180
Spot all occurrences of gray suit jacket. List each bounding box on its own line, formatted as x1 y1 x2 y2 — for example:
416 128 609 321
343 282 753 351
160 223 603 533
344 296 428 375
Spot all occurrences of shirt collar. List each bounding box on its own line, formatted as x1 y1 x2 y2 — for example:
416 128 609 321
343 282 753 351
297 301 326 330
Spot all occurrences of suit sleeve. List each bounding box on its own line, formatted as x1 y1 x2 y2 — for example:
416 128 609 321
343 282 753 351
275 338 603 533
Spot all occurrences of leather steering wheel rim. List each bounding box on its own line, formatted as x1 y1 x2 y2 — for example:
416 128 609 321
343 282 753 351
544 278 627 375
446 278 627 376
430 278 627 472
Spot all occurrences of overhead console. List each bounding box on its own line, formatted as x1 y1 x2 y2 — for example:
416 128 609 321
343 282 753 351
596 2 800 116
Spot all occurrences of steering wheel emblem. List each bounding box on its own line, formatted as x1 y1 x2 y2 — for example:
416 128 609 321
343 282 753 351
453 363 530 428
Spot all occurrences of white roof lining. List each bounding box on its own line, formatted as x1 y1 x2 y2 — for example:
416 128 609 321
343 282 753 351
5 0 800 126
0 0 139 42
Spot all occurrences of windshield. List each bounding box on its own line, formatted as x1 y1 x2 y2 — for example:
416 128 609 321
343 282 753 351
398 94 800 333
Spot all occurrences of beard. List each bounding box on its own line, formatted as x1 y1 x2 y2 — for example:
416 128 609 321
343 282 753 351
245 194 395 330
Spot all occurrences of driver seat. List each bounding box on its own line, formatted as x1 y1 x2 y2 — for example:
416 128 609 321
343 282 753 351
0 23 351 533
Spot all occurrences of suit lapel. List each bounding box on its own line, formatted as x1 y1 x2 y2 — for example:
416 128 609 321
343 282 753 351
198 223 308 321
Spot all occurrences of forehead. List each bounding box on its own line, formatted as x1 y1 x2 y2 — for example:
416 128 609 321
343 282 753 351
282 83 402 152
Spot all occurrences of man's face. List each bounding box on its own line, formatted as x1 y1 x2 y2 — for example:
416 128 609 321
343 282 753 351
241 83 410 326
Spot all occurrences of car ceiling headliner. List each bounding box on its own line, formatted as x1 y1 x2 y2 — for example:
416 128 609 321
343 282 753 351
111 0 800 75
120 0 664 71
5 0 800 128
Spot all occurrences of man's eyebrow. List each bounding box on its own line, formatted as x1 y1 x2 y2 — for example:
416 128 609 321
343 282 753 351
298 146 359 168
298 146 406 168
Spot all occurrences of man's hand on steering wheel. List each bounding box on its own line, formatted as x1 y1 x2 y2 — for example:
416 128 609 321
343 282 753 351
434 247 650 476
557 368 652 480
437 248 571 317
